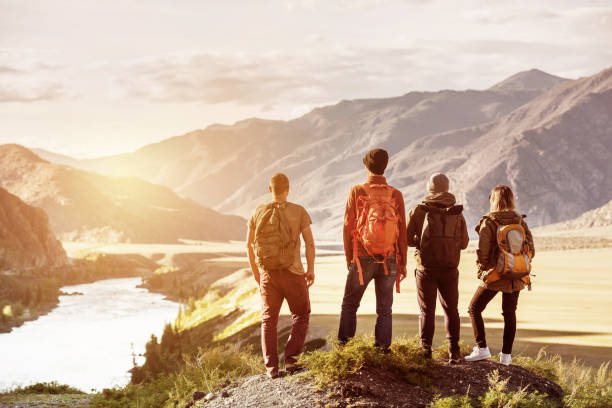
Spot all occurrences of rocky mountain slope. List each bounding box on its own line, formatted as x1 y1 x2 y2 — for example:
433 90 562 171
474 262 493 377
489 68 568 92
0 145 245 243
540 199 612 230
35 68 612 238
0 186 67 271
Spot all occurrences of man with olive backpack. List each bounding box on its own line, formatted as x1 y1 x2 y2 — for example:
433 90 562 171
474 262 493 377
406 173 469 364
247 173 315 378
338 149 408 353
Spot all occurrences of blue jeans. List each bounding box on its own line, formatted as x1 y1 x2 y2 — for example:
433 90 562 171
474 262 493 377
337 256 397 349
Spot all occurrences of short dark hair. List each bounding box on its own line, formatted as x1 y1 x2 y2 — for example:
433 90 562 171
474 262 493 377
270 173 289 194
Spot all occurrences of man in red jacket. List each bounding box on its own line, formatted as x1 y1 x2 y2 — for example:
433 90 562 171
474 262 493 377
338 149 407 352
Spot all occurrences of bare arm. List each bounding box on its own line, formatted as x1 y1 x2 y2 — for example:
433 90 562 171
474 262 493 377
302 226 316 287
246 225 260 284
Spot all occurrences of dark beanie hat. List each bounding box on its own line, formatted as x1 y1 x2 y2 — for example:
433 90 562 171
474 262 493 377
363 148 388 175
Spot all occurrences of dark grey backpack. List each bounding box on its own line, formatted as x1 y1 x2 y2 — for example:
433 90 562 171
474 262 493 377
418 204 464 269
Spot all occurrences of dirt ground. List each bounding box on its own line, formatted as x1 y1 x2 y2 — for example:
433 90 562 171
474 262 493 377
198 359 563 408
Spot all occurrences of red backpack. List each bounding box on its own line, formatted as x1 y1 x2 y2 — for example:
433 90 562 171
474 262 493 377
352 184 402 292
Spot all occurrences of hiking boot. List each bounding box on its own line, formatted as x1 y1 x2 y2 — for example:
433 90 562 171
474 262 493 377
285 363 302 374
499 352 512 366
421 347 432 360
374 343 392 355
448 350 463 365
464 346 491 362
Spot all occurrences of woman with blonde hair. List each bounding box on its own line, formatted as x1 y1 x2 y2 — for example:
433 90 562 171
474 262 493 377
464 185 535 365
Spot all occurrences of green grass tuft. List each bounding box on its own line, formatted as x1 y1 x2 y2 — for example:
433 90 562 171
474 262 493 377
479 370 555 408
429 391 473 408
432 339 473 361
513 348 560 383
513 349 612 408
91 344 263 408
298 335 433 388
561 361 611 408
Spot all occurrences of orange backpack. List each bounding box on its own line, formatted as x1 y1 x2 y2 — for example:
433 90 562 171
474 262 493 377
484 219 533 289
352 184 401 292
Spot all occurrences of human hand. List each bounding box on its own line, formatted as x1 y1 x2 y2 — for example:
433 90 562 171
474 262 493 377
399 267 407 282
305 269 315 287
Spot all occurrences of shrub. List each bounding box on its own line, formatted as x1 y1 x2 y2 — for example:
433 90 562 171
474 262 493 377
4 381 84 395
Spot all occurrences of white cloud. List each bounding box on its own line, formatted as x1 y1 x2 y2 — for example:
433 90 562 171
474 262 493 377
108 49 424 105
0 49 70 102
0 81 64 102
105 36 611 107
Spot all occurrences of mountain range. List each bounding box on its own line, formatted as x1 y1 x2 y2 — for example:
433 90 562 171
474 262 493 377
0 145 246 243
33 67 612 239
0 186 67 270
542 199 612 231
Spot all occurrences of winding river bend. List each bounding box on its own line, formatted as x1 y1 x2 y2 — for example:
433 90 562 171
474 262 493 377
0 278 179 392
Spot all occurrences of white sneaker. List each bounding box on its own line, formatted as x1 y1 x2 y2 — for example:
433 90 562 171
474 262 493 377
464 346 491 362
499 352 512 366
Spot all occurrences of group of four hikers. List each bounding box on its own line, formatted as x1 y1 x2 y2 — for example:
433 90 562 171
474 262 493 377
247 148 535 378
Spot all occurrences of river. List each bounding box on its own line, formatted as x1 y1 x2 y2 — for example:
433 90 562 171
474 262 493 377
0 277 179 392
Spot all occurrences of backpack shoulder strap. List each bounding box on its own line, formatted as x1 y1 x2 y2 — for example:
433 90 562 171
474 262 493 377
253 203 275 239
411 205 428 250
475 215 498 234
276 203 294 242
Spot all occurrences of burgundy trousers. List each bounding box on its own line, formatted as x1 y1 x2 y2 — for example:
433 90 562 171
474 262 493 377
259 268 310 375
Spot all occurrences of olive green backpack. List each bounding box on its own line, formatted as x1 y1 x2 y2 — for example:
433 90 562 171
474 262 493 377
253 202 296 269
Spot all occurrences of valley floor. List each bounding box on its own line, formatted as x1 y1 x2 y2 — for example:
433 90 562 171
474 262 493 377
284 248 612 366
71 237 612 367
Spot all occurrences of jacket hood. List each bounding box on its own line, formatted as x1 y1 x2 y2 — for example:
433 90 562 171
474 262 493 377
486 210 523 225
422 192 457 208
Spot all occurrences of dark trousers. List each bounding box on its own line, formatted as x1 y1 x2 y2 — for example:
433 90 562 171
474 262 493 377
259 269 311 375
415 268 460 353
338 256 397 350
467 286 520 354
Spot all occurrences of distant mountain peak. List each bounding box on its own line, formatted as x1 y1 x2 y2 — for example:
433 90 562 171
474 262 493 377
0 143 47 163
489 68 569 92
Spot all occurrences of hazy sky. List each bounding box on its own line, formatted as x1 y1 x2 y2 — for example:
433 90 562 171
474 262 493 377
1 0 611 157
